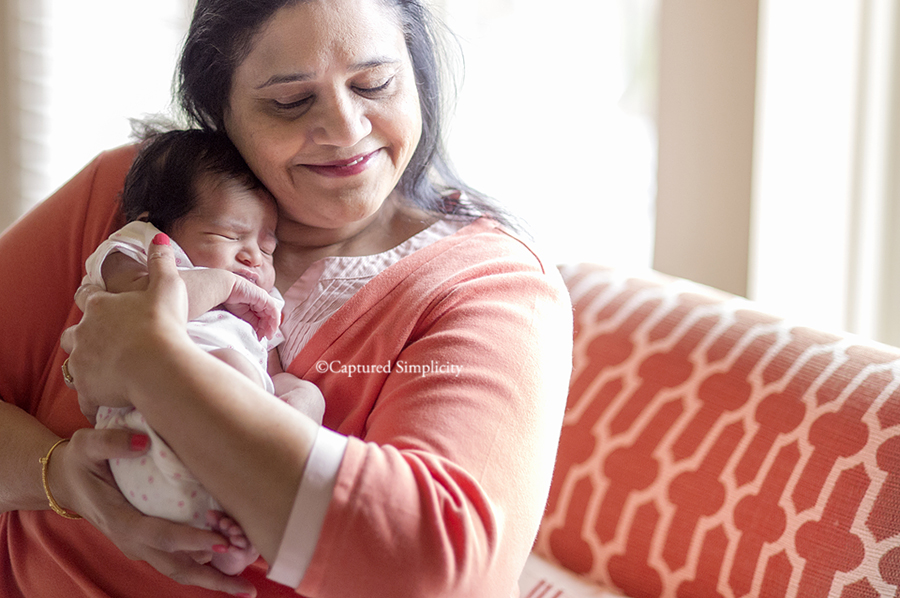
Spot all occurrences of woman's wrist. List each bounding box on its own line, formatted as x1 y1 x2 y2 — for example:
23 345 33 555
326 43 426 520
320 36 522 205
0 409 63 513
121 327 204 410
40 438 83 519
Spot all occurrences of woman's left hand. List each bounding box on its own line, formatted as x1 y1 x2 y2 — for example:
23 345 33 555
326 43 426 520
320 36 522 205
53 427 258 597
61 233 193 423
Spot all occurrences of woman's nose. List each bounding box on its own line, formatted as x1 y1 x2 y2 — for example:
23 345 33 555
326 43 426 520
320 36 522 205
310 89 372 147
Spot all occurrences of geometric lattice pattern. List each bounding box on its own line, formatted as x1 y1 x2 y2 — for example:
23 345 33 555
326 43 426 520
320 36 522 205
534 264 900 598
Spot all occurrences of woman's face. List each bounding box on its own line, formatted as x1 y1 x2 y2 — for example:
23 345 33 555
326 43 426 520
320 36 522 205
224 0 423 239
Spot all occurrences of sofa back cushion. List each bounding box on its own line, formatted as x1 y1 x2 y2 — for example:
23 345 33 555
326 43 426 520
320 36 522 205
534 263 900 598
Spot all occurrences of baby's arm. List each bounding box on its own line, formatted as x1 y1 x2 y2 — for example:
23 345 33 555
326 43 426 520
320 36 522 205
101 251 279 338
268 350 326 424
100 251 153 292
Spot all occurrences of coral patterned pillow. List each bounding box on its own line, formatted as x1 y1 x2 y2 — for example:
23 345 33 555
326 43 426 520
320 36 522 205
534 263 900 598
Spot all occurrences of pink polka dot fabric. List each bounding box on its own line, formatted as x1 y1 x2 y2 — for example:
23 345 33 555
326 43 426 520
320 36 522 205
96 406 220 527
533 264 900 598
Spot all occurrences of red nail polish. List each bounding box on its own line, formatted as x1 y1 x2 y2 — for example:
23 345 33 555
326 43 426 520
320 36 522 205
213 544 229 554
151 233 170 246
130 434 150 452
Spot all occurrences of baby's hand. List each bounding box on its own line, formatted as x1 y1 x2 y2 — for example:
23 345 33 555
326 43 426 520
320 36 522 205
205 511 259 576
273 373 326 424
222 275 280 340
179 269 279 340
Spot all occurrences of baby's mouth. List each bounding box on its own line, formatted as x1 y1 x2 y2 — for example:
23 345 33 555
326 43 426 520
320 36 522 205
235 270 260 286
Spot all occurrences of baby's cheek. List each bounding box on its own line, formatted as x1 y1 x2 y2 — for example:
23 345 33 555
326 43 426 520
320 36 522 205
262 264 277 291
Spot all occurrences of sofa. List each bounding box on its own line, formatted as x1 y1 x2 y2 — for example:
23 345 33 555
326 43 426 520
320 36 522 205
518 263 900 598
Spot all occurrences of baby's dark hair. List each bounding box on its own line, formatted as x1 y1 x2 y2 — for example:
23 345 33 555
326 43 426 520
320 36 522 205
121 128 266 233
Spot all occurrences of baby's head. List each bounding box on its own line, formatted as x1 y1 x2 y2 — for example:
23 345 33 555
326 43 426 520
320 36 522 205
122 129 277 291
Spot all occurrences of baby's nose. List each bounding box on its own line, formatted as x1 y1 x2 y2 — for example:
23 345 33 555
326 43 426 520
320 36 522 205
238 246 262 266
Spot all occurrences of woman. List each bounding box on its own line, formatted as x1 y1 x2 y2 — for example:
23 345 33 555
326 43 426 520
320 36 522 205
0 0 572 596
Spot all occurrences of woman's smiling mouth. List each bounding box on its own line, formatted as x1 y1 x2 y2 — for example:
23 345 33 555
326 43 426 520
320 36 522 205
305 150 380 178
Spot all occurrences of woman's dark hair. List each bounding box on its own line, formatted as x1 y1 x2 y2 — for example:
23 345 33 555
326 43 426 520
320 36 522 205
121 128 264 233
176 0 524 232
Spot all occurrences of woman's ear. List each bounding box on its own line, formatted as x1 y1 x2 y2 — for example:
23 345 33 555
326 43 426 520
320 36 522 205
138 211 150 222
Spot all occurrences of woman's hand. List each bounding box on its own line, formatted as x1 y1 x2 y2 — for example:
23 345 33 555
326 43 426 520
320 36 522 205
51 427 257 597
62 234 192 421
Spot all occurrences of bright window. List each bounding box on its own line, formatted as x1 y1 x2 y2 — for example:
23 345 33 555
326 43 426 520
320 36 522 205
23 0 658 272
441 0 658 268
20 0 191 209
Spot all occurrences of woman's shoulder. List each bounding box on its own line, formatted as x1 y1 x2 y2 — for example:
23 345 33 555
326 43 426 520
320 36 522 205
429 216 558 277
349 215 569 316
65 145 139 250
92 144 140 175
43 144 138 238
64 144 139 209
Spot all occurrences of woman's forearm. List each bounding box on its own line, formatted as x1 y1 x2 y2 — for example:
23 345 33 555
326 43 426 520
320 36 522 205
123 335 318 561
0 401 61 513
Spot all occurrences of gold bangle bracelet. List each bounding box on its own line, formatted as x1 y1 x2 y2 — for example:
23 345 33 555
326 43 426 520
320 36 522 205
39 438 83 520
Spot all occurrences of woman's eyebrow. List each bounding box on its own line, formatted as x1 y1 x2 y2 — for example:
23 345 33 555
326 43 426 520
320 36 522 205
255 57 401 89
351 57 401 71
256 72 313 89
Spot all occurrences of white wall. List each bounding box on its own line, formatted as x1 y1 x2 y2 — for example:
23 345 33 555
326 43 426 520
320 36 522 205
654 0 759 297
0 0 19 228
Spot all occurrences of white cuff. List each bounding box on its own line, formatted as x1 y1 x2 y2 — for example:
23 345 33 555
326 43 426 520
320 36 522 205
266 426 348 587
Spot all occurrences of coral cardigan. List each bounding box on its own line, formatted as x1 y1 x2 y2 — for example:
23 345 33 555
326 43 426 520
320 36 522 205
0 145 573 597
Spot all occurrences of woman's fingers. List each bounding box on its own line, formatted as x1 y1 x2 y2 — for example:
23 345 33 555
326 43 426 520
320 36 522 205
73 282 104 312
127 518 257 597
66 235 181 354
61 283 110 418
56 429 256 597
75 427 149 460
56 428 152 521
144 548 257 597
64 233 194 418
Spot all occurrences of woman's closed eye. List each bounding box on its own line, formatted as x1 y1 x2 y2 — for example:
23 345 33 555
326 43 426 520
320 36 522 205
271 76 395 111
273 96 314 112
354 77 394 96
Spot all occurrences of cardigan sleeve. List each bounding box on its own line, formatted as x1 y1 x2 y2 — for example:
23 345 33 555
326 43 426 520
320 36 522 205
0 146 132 422
295 236 574 598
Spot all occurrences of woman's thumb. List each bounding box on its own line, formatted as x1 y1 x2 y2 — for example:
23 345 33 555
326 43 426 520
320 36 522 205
146 233 188 320
146 233 179 286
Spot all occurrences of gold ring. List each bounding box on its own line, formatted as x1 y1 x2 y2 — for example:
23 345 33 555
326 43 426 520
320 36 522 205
61 358 74 386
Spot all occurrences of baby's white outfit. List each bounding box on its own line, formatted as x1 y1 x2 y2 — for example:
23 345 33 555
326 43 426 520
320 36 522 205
87 220 284 526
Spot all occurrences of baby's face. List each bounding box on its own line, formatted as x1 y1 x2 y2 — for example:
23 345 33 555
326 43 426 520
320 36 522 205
171 173 278 291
